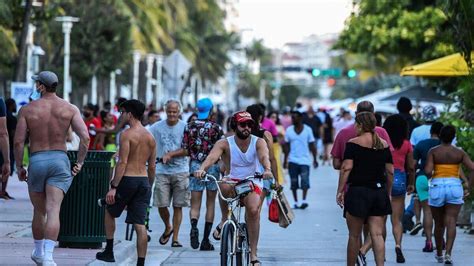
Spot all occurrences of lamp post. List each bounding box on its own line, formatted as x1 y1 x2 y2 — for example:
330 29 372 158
109 69 121 104
132 50 141 99
145 54 155 105
55 16 79 102
154 55 164 109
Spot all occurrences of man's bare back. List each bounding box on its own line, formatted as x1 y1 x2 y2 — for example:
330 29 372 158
20 94 82 153
120 126 156 178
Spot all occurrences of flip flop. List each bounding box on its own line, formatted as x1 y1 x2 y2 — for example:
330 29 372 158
212 225 222 240
159 229 173 245
171 240 183 247
250 260 261 266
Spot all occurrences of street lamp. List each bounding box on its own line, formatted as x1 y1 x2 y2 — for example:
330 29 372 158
132 50 141 99
55 16 79 102
109 69 121 104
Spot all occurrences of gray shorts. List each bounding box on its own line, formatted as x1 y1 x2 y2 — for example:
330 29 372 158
154 172 190 208
28 150 72 193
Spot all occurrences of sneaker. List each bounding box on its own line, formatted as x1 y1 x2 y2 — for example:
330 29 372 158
200 239 215 251
410 223 423 235
42 260 57 266
293 204 300 209
356 251 367 266
96 250 115 262
395 247 405 263
31 250 43 265
190 228 200 249
423 241 434 252
435 255 444 263
444 254 452 265
300 203 309 209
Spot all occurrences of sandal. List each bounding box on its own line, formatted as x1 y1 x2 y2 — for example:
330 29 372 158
212 225 222 240
171 240 183 247
250 260 261 266
159 229 173 245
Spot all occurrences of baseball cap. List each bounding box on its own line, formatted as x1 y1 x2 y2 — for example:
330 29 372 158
233 111 255 124
196 98 213 120
31 71 59 88
422 105 438 121
290 109 304 116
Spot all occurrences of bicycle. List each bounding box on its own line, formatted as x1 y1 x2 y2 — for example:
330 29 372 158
203 174 262 266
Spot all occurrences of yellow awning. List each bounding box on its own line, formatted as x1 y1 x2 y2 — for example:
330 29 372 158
400 52 474 76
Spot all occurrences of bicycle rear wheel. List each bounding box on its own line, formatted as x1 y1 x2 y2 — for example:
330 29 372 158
221 223 235 266
236 223 250 266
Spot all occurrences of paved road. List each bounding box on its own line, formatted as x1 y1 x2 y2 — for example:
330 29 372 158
2 164 473 265
144 165 474 265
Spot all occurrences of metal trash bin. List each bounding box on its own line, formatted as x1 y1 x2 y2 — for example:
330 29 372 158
58 151 114 248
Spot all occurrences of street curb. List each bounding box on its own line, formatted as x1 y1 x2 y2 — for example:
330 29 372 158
88 240 135 266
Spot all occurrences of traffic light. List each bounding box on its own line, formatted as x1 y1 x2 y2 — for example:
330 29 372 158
311 69 321 77
347 69 357 78
327 78 336 87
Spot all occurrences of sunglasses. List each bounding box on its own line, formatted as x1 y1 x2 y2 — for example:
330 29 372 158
238 121 253 128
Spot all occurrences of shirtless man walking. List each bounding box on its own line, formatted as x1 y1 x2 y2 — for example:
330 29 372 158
195 111 273 266
95 99 156 266
14 71 90 266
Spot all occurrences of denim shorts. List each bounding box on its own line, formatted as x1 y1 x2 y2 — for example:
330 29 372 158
189 160 220 191
263 178 274 191
429 177 464 207
415 175 429 202
288 162 310 190
392 169 407 197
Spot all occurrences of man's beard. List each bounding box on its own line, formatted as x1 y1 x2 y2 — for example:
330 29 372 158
235 128 250 139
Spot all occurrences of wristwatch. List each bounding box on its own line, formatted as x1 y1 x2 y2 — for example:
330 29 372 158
110 182 118 189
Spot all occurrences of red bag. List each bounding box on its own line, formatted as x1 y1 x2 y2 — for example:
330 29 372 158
268 198 280 223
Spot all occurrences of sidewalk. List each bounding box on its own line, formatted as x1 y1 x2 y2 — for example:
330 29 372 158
0 174 171 266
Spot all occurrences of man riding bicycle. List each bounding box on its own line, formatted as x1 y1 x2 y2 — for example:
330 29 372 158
194 111 273 266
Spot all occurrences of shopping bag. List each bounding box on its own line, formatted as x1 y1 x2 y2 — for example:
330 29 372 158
268 197 280 223
276 190 294 228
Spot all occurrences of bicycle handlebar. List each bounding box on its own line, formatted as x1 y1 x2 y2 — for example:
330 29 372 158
201 174 259 203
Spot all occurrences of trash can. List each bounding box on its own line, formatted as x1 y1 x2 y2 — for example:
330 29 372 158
58 151 115 248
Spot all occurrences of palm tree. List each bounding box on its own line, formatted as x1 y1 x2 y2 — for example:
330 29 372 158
117 0 188 53
176 0 239 103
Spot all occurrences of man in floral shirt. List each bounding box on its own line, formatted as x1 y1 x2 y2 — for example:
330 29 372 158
181 98 223 250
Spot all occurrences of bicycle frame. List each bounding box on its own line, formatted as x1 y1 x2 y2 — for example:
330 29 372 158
203 174 253 256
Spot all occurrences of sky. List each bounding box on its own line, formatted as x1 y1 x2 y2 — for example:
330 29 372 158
233 0 353 48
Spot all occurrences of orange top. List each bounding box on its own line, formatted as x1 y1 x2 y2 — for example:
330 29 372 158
432 164 460 178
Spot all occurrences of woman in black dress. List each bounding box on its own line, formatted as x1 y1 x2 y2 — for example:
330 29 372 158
336 111 394 266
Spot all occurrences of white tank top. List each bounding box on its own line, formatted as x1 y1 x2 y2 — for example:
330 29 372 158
227 135 261 182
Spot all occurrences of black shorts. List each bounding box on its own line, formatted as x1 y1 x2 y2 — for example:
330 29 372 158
107 176 151 225
344 186 392 219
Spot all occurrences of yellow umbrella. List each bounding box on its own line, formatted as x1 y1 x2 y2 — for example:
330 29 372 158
400 52 474 76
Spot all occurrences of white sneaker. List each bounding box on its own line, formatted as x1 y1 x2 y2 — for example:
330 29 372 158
42 259 57 266
435 254 444 263
31 250 43 265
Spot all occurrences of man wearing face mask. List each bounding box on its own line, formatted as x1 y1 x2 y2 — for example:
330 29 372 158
83 103 103 150
14 71 90 266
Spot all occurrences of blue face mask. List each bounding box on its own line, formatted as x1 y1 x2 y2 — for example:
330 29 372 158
30 88 41 101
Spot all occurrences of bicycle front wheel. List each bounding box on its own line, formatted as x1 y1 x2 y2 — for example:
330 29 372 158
221 223 235 266
236 223 250 266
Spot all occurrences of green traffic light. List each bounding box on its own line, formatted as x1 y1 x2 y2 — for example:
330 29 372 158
347 69 357 78
312 69 321 77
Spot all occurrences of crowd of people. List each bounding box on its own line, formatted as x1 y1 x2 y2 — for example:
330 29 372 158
334 98 473 266
2 70 472 266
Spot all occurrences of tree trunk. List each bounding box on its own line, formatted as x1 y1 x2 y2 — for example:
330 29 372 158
14 0 33 82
